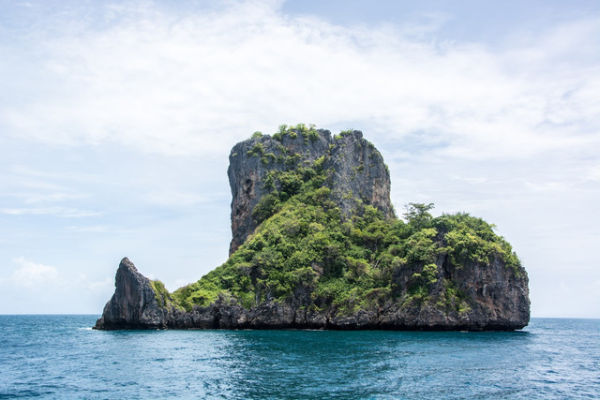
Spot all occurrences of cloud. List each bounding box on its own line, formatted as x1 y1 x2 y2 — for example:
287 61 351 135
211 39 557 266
7 258 113 291
145 191 228 207
0 1 597 163
86 278 112 292
7 192 88 204
10 257 59 288
65 225 110 233
1 207 100 218
0 165 97 215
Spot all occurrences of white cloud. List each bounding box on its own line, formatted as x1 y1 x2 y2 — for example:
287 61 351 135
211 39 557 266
8 192 88 204
0 165 96 214
73 273 113 292
0 1 597 161
145 191 227 207
10 257 59 288
7 258 113 292
586 165 600 182
1 207 100 218
87 278 112 292
65 225 110 233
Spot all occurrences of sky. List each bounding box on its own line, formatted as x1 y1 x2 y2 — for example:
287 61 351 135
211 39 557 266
0 0 598 317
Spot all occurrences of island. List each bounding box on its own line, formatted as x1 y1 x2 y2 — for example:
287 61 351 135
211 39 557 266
95 125 530 331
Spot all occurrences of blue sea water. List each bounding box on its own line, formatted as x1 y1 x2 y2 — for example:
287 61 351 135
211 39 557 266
0 316 598 399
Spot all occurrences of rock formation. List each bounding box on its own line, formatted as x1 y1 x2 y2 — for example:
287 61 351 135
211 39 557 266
95 258 168 329
228 129 393 254
95 127 530 331
95 256 529 330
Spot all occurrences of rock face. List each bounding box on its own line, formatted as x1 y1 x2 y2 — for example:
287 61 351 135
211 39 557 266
228 129 393 254
96 256 528 330
325 131 394 220
94 258 167 329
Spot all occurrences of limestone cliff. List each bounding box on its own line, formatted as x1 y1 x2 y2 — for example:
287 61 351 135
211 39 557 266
228 129 393 254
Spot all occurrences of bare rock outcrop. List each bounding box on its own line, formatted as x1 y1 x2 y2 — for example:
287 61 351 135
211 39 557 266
94 258 167 329
324 131 394 220
228 129 394 254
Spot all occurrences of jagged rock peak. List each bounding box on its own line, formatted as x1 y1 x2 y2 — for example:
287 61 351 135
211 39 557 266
227 127 394 254
119 256 136 271
94 258 166 330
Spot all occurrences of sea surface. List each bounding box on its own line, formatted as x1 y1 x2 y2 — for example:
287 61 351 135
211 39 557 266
0 316 598 399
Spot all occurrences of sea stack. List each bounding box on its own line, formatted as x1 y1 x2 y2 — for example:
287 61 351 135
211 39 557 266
95 126 530 331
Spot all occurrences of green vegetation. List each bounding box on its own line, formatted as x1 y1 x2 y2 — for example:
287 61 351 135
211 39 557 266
150 280 180 310
272 123 320 143
248 142 265 157
163 129 523 316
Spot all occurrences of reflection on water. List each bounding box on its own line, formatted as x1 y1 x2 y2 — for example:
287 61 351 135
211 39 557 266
0 316 598 399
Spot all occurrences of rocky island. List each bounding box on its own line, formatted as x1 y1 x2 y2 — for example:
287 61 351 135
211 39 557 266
95 125 530 331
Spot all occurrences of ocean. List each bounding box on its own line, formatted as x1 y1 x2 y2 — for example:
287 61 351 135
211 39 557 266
0 316 598 399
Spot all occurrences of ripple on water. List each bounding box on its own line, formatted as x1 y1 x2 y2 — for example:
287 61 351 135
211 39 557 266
0 316 598 399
